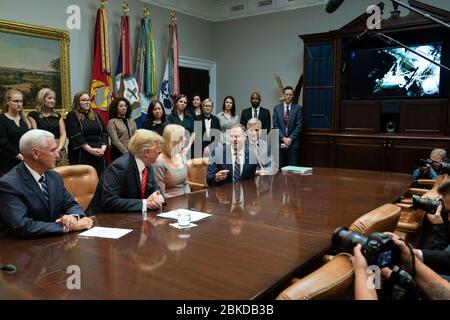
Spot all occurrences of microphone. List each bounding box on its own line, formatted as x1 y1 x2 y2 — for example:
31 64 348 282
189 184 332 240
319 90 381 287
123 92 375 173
325 0 345 13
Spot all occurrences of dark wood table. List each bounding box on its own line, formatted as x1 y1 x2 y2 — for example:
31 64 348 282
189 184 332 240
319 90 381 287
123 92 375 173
0 168 411 299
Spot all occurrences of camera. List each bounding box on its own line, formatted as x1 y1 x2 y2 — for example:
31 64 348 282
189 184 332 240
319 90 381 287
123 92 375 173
411 194 443 212
437 162 450 174
332 227 400 268
414 158 433 167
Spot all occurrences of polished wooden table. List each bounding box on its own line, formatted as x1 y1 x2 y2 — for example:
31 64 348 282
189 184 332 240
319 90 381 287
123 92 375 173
0 168 411 299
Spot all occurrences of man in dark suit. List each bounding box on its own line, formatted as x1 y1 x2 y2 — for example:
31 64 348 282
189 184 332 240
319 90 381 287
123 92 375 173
0 129 92 238
200 98 221 157
240 92 271 132
207 124 258 187
246 118 278 175
272 86 303 168
92 129 165 213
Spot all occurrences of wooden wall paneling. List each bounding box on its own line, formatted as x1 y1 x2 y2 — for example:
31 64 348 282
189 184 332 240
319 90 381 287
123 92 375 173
340 100 380 133
399 99 447 135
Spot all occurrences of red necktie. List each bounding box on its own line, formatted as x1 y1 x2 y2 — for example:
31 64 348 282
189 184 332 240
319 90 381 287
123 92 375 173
285 106 290 128
141 167 148 199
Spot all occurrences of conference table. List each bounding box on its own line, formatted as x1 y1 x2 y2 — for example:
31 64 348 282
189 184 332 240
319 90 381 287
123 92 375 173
0 168 411 300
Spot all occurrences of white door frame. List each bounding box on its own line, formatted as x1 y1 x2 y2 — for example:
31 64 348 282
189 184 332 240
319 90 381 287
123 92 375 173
179 56 217 113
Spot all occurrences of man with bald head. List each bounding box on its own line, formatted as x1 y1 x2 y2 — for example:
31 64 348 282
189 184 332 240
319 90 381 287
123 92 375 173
240 92 271 132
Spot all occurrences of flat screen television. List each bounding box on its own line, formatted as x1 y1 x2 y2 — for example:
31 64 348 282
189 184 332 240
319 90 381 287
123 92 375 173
346 43 442 99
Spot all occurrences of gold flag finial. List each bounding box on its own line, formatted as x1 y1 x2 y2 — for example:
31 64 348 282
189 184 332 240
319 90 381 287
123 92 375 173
143 6 150 17
100 0 106 8
122 1 129 15
170 11 177 22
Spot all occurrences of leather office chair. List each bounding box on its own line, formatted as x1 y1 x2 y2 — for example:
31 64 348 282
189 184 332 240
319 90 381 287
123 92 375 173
53 165 98 211
276 203 401 300
187 157 209 191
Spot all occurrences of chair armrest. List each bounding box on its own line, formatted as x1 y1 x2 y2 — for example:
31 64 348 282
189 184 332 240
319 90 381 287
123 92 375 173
395 203 413 210
417 179 435 186
408 188 428 195
188 180 207 191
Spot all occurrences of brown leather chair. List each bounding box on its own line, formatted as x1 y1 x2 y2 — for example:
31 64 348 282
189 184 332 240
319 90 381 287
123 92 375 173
276 203 401 300
187 157 209 191
53 165 98 211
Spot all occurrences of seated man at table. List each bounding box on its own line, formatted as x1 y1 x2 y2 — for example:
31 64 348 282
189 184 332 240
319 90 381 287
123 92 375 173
92 129 165 213
207 124 258 186
0 129 93 238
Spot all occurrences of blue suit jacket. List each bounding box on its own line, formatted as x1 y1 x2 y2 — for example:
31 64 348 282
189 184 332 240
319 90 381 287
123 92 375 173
272 103 303 148
92 153 160 213
0 162 84 238
207 143 258 187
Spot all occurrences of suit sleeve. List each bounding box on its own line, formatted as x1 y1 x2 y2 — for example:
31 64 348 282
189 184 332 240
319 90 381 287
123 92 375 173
101 164 144 212
0 181 64 238
289 105 303 142
426 220 449 251
206 149 219 187
240 110 247 127
272 107 284 142
422 245 450 275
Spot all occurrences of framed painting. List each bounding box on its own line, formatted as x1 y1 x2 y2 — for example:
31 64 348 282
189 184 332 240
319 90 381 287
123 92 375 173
0 19 71 114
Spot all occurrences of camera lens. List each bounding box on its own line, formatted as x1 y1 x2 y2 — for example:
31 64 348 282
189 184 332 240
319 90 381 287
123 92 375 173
412 194 442 212
332 227 368 254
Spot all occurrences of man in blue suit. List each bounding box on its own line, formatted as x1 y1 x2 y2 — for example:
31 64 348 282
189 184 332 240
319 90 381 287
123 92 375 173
92 129 165 213
0 130 92 238
207 124 258 186
272 86 303 168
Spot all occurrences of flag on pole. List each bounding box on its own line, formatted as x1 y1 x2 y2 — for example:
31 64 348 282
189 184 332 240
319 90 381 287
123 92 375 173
114 7 140 123
89 5 113 125
135 8 157 128
159 12 180 112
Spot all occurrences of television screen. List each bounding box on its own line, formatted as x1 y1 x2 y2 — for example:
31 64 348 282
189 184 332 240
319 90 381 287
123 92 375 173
347 43 442 98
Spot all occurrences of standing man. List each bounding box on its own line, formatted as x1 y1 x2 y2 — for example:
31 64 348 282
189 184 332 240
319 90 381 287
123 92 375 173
207 124 258 187
0 129 93 238
272 86 302 168
240 92 271 132
92 129 165 213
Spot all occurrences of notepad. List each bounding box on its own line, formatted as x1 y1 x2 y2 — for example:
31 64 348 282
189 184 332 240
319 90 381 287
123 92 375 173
158 209 212 222
281 166 313 175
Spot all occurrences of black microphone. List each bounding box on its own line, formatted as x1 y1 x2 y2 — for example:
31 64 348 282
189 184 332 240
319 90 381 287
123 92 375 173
325 0 345 13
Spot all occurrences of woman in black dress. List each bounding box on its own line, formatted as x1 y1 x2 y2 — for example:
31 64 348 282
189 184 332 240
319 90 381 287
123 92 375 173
28 88 69 166
166 95 195 157
0 89 31 175
188 93 202 121
143 100 167 136
65 91 108 177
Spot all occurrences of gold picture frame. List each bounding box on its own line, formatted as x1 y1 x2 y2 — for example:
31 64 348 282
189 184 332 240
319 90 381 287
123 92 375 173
0 19 71 114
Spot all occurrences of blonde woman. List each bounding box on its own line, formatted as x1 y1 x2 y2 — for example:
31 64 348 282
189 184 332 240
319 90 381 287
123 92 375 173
0 89 31 175
153 124 190 198
65 91 108 177
28 88 69 166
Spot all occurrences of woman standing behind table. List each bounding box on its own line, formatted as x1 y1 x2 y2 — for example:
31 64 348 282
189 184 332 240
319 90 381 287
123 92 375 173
166 94 195 157
65 91 108 177
106 97 137 161
0 89 31 175
143 100 167 137
216 96 239 143
153 124 190 198
28 88 69 166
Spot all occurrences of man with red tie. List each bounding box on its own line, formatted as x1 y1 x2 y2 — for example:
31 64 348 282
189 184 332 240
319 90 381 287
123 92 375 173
272 86 303 168
92 129 165 213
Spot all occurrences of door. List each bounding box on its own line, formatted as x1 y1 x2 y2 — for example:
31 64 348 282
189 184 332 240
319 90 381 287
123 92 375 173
179 67 210 102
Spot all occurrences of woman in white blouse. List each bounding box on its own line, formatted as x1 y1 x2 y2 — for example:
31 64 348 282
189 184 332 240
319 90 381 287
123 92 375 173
216 96 239 143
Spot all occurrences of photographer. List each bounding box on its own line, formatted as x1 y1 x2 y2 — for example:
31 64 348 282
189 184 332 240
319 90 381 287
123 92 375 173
351 234 450 300
412 148 447 181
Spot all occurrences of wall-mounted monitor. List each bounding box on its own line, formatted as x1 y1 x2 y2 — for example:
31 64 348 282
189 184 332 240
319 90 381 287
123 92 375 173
346 43 442 99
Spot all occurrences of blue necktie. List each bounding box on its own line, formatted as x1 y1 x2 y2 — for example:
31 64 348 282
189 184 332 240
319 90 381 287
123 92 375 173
253 108 257 118
39 175 49 202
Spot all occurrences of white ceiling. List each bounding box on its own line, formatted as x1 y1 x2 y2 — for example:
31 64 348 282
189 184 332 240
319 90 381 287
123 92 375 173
140 0 326 21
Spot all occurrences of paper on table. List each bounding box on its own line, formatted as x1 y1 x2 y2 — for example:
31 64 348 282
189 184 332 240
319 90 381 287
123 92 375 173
78 227 132 239
169 222 198 229
157 209 212 222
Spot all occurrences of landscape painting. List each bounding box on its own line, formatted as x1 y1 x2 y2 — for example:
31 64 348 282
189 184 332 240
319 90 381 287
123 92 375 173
0 20 70 113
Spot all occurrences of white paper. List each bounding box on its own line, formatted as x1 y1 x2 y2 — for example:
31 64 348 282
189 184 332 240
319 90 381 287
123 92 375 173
78 227 133 239
157 209 212 222
169 222 198 229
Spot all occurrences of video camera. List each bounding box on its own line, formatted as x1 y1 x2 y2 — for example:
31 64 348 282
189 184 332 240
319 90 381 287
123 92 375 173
332 227 400 268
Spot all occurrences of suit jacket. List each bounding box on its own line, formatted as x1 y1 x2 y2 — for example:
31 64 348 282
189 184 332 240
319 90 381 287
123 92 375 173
106 118 137 154
200 114 221 151
272 103 303 148
91 153 160 213
207 143 258 187
422 217 450 275
240 106 271 131
0 163 84 238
